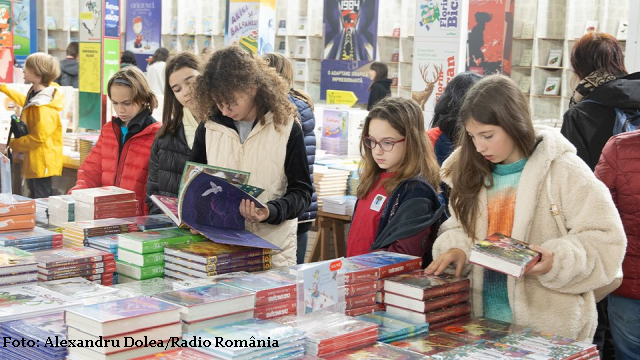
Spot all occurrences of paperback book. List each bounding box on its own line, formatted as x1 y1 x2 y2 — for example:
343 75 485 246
348 251 422 278
34 247 114 268
469 233 541 277
0 285 78 321
383 271 470 300
164 240 271 264
117 228 202 254
71 186 136 205
546 49 562 67
0 312 67 359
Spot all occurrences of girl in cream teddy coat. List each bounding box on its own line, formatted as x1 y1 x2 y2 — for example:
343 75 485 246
425 75 626 342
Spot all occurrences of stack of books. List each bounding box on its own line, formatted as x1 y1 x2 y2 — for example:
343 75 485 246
0 285 78 321
35 198 49 224
322 195 357 216
47 195 75 226
116 228 204 282
324 342 425 359
153 283 256 333
0 247 37 288
39 277 119 304
0 312 68 359
71 186 139 221
163 241 272 280
383 271 471 327
356 311 430 342
35 247 116 285
86 234 119 259
0 226 63 252
112 277 177 297
131 348 217 359
78 135 99 163
183 319 306 359
328 163 360 196
63 218 139 248
313 167 351 206
221 270 298 320
121 214 176 231
64 296 182 359
342 258 384 316
274 313 379 357
0 195 36 232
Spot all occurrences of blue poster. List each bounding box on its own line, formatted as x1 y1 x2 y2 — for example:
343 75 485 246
13 0 36 68
125 0 161 71
321 0 379 102
104 0 121 38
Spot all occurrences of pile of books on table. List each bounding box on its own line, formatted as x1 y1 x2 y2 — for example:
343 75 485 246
35 247 116 285
71 186 139 221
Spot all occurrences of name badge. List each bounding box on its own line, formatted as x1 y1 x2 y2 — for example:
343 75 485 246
370 194 386 212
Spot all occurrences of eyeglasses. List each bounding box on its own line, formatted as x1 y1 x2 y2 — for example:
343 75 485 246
363 136 406 152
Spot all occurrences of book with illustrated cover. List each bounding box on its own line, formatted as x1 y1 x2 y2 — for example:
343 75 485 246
325 342 426 359
546 49 562 67
71 186 136 204
356 311 429 342
389 332 473 356
385 290 470 314
0 312 67 358
469 233 541 277
290 260 343 314
348 251 422 278
0 227 62 246
64 296 181 337
0 214 35 232
164 240 272 264
46 16 57 30
35 247 114 268
130 347 217 359
254 299 297 319
500 331 598 359
0 195 35 216
429 338 549 359
387 301 472 324
39 259 115 275
343 280 380 297
86 235 119 251
277 20 287 36
149 195 179 225
179 161 249 192
69 17 79 31
438 317 526 342
341 258 380 284
164 253 270 272
118 228 203 254
519 76 532 94
0 247 36 274
521 21 535 38
584 21 598 34
115 261 164 280
617 20 628 40
384 271 470 300
164 260 269 278
118 248 164 267
0 286 78 321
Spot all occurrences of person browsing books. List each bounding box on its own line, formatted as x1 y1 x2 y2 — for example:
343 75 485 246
1 52 64 198
367 62 392 111
146 53 203 214
190 46 313 268
346 97 444 264
424 75 626 342
70 67 161 215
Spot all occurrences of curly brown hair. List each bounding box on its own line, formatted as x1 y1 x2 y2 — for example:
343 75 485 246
194 46 297 130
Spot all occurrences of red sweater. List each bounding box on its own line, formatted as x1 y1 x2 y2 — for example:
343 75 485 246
70 117 161 215
595 130 640 299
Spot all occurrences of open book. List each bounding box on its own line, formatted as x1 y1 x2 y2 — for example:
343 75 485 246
150 166 278 251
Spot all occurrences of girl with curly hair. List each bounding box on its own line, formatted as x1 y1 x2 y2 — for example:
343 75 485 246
190 46 313 267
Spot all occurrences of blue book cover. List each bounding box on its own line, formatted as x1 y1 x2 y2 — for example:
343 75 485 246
0 227 59 246
86 235 119 250
65 296 180 323
356 311 429 342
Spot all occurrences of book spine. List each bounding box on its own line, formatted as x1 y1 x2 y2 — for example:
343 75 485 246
75 191 136 204
0 214 36 232
40 260 116 275
343 280 381 298
79 200 138 213
116 261 164 280
137 265 165 280
76 208 139 221
38 266 116 280
254 300 297 319
344 304 377 317
424 302 472 324
204 255 271 272
42 253 115 268
428 315 472 331
202 248 272 264
422 279 472 300
0 235 55 246
423 291 471 313
140 236 193 254
345 293 377 310
0 201 36 216
254 284 296 307
344 268 380 284
379 258 422 278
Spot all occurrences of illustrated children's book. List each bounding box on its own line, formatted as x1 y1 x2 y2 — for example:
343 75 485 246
178 161 264 197
469 233 541 277
290 259 344 315
0 312 68 358
153 170 278 250
0 286 79 322
543 77 561 96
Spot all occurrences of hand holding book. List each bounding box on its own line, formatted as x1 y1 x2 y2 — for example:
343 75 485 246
525 244 554 276
424 248 467 277
239 199 269 223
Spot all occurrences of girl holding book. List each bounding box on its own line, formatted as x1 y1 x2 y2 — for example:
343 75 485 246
70 67 160 214
424 75 626 342
346 97 444 265
190 46 313 268
147 52 203 214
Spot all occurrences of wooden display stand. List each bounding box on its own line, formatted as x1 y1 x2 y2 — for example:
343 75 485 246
309 208 352 262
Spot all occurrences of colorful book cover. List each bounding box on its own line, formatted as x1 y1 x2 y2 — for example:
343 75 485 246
430 338 550 359
131 347 217 359
500 331 597 359
343 280 381 297
164 261 269 278
324 342 426 359
439 317 525 341
38 277 118 299
0 247 35 267
390 331 474 356
165 253 270 272
149 195 180 226
153 283 253 307
122 214 175 231
0 227 62 246
65 296 180 323
291 260 342 314
341 258 380 284
0 196 35 216
349 251 422 278
345 293 376 310
0 213 36 232
356 311 429 342
0 286 78 322
179 161 250 195
34 247 114 268
0 312 67 354
118 228 201 254
71 186 136 204
254 299 297 319
221 271 296 306
86 235 119 250
164 240 271 264
384 271 470 299
470 233 541 276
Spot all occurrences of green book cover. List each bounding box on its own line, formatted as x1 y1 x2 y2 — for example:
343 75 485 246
118 228 204 254
117 248 165 267
116 260 164 280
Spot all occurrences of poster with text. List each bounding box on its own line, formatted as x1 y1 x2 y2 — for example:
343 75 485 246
321 0 378 102
104 0 121 38
0 0 13 48
13 0 36 67
415 0 463 39
79 43 101 93
225 1 260 53
103 39 120 94
467 0 514 75
412 41 459 118
125 0 161 71
80 0 102 42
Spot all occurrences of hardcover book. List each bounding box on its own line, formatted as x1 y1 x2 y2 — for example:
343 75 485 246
34 247 114 268
254 299 297 319
0 312 67 358
164 240 271 264
383 271 470 300
164 260 269 278
343 280 381 298
0 247 36 275
115 261 164 280
0 227 62 247
345 293 377 310
117 248 165 267
0 286 78 322
386 301 472 324
341 259 380 284
164 253 270 273
324 342 426 359
117 228 203 254
348 251 422 278
384 290 470 314
469 233 541 277
71 186 136 205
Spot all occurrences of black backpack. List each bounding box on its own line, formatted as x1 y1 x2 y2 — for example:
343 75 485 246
582 99 640 135
6 114 28 161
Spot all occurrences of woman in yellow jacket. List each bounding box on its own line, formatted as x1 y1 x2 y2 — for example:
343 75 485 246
1 52 64 198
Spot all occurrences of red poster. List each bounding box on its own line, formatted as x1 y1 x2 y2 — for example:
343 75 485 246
467 0 514 75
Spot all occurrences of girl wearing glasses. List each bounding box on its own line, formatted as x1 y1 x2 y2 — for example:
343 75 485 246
346 97 444 264
425 75 625 342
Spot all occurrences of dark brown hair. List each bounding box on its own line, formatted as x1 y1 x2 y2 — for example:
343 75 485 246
194 46 296 130
571 32 627 80
357 97 440 198
368 62 389 91
66 42 79 58
263 52 314 111
107 66 158 111
446 75 535 240
159 52 203 138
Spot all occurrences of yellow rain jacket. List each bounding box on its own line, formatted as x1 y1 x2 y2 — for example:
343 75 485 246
1 83 64 179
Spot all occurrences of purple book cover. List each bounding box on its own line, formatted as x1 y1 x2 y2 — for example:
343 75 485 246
180 172 279 250
65 296 180 323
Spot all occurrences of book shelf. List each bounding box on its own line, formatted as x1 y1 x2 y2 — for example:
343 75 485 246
511 0 630 126
160 0 226 56
37 0 80 57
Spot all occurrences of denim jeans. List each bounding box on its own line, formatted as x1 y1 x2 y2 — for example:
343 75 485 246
608 294 640 360
296 231 308 264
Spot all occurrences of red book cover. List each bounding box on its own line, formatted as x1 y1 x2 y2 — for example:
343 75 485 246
387 301 472 323
0 198 35 216
34 247 115 268
389 331 472 356
71 186 136 204
38 264 116 280
316 328 379 357
383 290 471 313
77 199 139 213
76 207 140 220
345 304 377 317
349 251 422 278
345 293 377 310
383 271 471 300
428 315 472 330
343 280 381 298
0 214 36 232
254 299 297 319
39 260 116 275
342 258 380 284
39 271 115 282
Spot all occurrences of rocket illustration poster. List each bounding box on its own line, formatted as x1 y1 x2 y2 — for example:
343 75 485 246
179 172 279 250
125 0 162 71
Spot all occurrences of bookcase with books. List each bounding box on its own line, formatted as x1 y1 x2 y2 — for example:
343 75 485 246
37 0 80 56
511 0 630 127
161 0 226 55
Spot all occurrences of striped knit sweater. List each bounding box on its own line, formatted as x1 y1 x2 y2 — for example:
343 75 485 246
483 157 528 322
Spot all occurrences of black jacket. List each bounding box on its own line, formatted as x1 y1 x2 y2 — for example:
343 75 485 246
191 114 313 226
146 124 191 214
561 72 640 170
367 79 392 110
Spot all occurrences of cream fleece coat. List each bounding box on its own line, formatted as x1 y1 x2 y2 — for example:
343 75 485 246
433 126 626 342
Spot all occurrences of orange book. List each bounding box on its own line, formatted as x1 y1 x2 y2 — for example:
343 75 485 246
0 199 36 216
0 214 36 232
